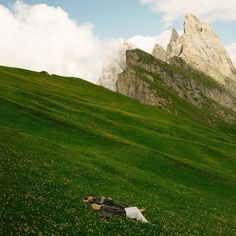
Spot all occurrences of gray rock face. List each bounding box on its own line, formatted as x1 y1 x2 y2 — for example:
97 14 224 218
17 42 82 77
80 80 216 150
166 29 182 62
117 66 169 108
117 49 236 124
151 44 167 62
97 42 136 91
169 57 236 112
166 14 236 94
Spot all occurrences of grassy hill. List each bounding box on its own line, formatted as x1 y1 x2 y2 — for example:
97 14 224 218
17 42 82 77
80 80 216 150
0 65 236 235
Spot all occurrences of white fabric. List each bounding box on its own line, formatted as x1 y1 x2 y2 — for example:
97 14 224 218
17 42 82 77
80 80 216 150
125 207 148 223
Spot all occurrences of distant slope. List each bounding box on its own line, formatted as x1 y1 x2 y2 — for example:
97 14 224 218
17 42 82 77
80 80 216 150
117 49 236 126
0 65 236 235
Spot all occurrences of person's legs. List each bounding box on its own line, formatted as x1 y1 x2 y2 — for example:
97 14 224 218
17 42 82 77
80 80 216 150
125 207 149 223
100 205 126 218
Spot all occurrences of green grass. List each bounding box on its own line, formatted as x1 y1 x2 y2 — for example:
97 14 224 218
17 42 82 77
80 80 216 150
0 65 236 235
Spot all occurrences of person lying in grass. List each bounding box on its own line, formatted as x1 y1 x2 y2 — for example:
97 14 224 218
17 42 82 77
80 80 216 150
83 196 149 223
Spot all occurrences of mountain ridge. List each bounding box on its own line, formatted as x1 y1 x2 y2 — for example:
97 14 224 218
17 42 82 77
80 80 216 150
117 49 236 125
99 14 236 101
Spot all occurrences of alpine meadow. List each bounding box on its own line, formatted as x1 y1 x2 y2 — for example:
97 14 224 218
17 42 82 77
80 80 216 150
0 65 236 235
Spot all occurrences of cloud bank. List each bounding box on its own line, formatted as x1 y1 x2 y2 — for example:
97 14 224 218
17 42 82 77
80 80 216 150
0 1 121 83
0 1 235 84
127 30 171 53
141 0 236 23
0 1 172 83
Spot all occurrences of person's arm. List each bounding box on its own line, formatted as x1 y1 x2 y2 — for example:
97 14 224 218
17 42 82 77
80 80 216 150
91 203 102 210
112 199 130 209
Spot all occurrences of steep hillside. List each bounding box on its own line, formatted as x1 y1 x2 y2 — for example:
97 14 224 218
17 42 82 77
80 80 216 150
117 49 236 126
0 65 236 235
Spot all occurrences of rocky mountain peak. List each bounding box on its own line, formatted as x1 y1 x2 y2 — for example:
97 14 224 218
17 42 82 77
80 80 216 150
166 14 236 94
183 14 216 37
151 43 167 62
184 14 201 32
166 29 182 61
170 28 180 42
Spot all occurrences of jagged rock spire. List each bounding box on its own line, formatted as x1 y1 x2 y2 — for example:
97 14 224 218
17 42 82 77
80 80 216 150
166 28 182 61
151 44 167 62
166 14 236 93
170 28 180 42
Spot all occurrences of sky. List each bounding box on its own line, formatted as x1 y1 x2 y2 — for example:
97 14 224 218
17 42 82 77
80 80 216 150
0 0 235 82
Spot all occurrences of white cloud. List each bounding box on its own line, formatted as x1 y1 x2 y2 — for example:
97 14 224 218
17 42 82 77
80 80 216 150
127 35 157 53
0 1 121 83
127 30 171 53
226 43 236 67
141 0 236 23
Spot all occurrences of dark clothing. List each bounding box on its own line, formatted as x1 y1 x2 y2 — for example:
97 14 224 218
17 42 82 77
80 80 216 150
100 205 126 218
93 197 130 209
88 196 148 223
